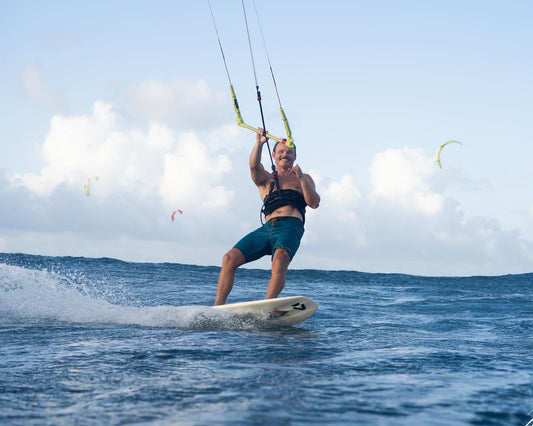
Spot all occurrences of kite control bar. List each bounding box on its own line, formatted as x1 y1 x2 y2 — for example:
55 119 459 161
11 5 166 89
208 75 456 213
208 0 294 148
230 84 294 147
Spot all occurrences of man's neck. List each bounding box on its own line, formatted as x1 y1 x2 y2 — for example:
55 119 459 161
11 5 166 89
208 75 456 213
277 165 292 174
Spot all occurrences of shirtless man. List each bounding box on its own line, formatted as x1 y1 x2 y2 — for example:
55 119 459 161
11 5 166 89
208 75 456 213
214 128 320 305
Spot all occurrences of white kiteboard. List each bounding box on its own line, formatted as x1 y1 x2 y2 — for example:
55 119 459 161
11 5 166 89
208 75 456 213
213 295 318 326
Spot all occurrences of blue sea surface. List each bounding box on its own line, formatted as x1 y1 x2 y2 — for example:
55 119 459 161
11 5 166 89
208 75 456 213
0 253 532 425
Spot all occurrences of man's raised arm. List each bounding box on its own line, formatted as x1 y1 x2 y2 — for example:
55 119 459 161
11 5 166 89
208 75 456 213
250 128 270 187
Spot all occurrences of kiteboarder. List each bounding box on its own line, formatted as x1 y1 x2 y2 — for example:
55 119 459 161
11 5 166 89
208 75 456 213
214 128 320 305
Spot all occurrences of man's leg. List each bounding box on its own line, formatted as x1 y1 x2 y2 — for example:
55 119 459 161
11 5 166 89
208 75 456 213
215 248 246 305
266 248 291 299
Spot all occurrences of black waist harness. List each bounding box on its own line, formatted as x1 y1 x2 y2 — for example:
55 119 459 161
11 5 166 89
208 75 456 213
261 189 307 224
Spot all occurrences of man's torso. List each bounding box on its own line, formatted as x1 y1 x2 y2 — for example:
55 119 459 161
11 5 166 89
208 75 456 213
258 171 305 222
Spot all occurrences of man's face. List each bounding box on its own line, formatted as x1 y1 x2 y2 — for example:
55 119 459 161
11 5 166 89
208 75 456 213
274 144 296 168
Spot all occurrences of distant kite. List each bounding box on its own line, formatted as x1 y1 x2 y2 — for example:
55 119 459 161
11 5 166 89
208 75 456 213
171 209 183 221
83 175 99 196
436 140 462 168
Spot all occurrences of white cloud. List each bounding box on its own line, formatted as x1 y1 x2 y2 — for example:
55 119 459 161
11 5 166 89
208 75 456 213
4 71 253 263
10 100 235 213
3 77 533 276
369 147 444 216
303 174 366 252
298 148 533 275
12 101 149 196
159 132 234 209
325 174 361 209
122 78 227 129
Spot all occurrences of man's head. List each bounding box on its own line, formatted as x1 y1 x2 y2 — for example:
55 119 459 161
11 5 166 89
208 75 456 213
273 141 296 168
273 141 296 154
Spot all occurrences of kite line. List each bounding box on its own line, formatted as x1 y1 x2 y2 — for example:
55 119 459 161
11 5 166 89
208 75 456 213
249 0 293 148
207 0 294 168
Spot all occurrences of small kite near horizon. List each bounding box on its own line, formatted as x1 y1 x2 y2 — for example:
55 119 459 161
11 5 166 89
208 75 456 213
171 209 183 221
83 175 99 196
436 140 462 168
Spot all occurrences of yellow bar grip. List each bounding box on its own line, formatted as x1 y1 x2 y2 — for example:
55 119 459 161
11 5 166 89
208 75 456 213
279 107 294 147
229 85 285 144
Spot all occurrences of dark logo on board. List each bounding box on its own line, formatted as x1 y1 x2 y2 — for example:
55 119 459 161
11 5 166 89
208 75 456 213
269 301 307 319
291 302 306 311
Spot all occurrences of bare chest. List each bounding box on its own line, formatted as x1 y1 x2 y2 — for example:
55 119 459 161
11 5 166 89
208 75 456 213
258 172 301 200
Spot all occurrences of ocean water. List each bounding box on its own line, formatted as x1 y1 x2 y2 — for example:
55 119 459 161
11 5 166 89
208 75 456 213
0 253 532 425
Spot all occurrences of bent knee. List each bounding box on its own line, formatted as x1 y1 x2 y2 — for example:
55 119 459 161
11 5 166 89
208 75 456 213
222 249 245 269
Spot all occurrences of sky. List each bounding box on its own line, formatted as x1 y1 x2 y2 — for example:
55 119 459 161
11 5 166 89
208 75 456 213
1 0 532 276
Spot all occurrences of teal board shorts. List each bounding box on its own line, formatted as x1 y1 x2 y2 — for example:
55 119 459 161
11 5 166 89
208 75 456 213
234 217 305 262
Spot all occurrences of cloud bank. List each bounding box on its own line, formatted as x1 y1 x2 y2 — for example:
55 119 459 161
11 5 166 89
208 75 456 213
2 76 532 276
